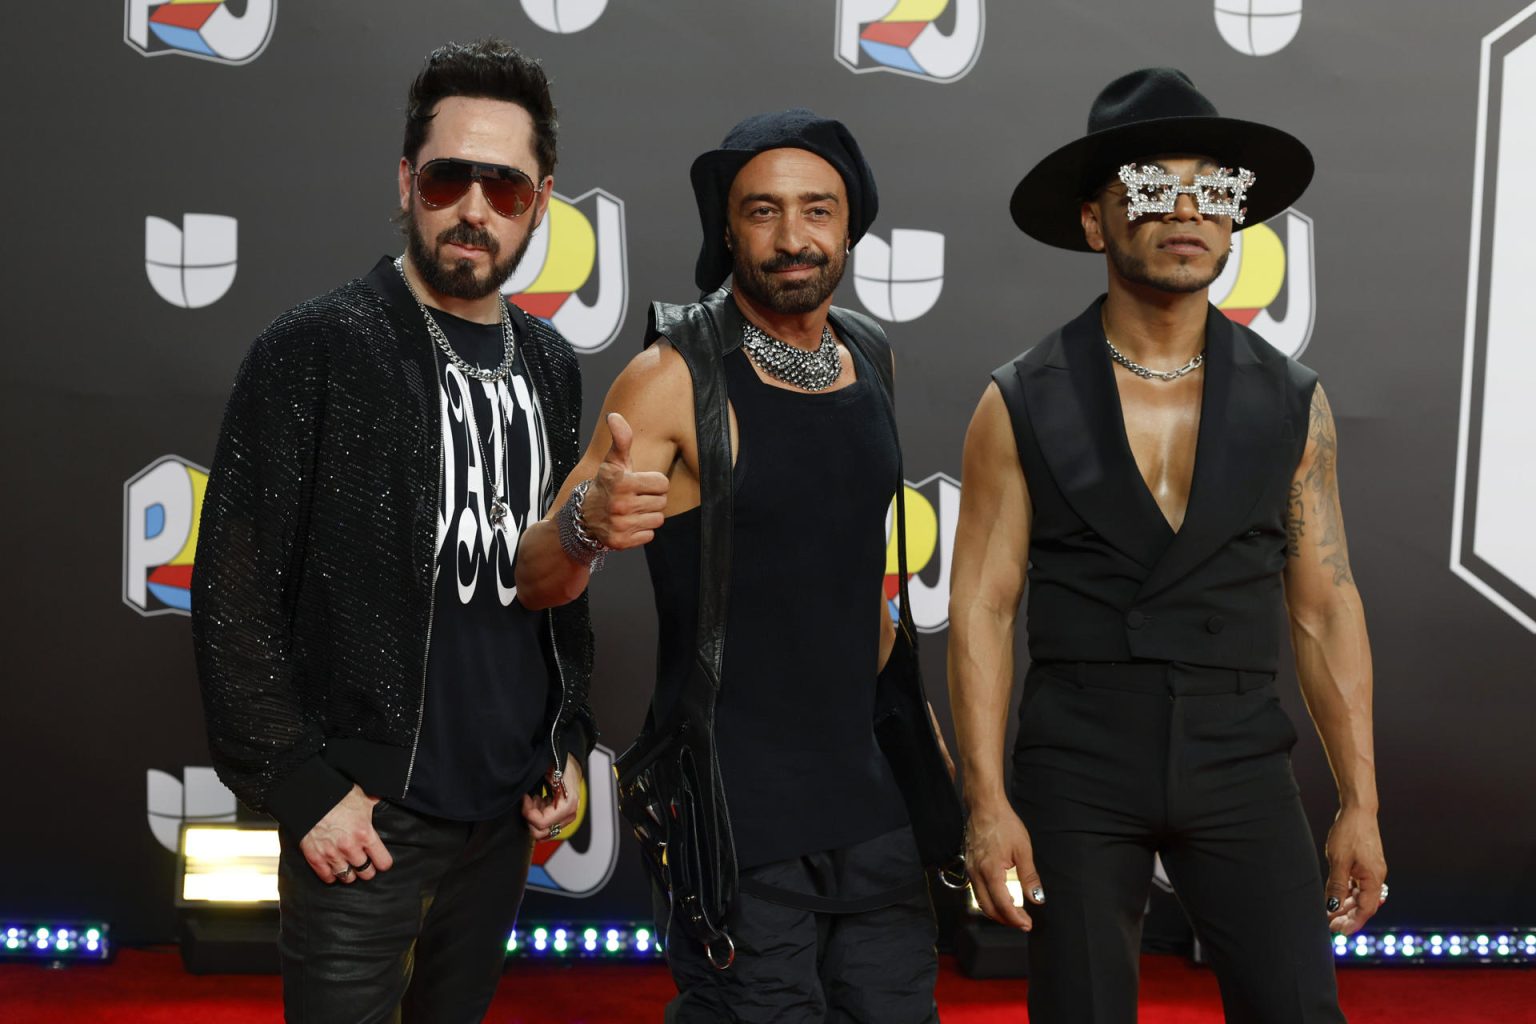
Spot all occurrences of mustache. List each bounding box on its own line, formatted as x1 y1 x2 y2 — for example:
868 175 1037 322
758 249 829 273
436 222 499 255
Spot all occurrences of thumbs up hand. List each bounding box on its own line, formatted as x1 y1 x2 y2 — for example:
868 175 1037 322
582 412 669 550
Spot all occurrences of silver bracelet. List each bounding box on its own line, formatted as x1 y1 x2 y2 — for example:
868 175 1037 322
556 479 609 572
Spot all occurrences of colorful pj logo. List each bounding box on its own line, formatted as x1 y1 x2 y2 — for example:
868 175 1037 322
124 0 276 64
1453 4 1536 634
502 189 628 354
885 473 961 633
124 455 207 617
526 745 620 898
835 0 986 83
1212 208 1315 359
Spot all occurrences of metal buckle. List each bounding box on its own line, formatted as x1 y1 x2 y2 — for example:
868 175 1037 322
705 933 736 971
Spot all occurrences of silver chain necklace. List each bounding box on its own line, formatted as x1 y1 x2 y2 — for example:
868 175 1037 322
395 256 514 528
741 320 842 391
394 256 517 384
1105 336 1206 382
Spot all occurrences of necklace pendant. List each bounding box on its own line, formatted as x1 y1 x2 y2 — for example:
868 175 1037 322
489 499 509 529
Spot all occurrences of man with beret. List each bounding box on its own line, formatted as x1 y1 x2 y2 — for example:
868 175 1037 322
517 109 941 1021
948 69 1386 1021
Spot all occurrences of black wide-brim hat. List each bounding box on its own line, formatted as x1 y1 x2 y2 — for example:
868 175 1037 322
690 108 878 293
1010 67 1314 251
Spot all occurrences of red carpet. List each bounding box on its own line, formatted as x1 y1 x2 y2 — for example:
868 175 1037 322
1 949 1532 1022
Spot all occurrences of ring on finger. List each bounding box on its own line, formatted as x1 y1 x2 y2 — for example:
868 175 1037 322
335 865 355 880
548 823 562 839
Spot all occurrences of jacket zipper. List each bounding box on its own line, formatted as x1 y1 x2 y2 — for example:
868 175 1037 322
547 614 567 794
537 368 568 794
403 340 447 797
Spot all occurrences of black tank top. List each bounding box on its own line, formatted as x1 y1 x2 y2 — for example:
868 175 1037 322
644 346 910 868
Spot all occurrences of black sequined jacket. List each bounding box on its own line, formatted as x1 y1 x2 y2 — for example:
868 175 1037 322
192 256 597 840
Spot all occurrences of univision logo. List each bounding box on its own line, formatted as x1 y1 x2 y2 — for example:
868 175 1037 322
145 214 238 309
835 0 985 83
1210 208 1315 359
502 188 627 354
124 0 276 64
520 0 607 34
1214 0 1302 57
853 229 945 323
146 767 238 853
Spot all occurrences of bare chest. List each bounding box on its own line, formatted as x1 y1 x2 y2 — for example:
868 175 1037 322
1113 368 1203 532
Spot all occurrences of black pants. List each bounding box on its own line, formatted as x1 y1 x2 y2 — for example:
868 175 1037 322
1012 662 1345 1024
660 829 940 1024
277 798 533 1024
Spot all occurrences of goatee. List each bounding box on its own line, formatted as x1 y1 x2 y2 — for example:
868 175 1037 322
1103 233 1230 295
406 207 532 301
730 233 848 315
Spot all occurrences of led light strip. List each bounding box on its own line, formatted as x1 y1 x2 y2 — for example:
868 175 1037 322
1 923 110 961
1333 930 1536 964
505 924 662 959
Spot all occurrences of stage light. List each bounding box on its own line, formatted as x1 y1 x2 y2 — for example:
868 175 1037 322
180 825 280 904
1329 930 1534 965
176 823 280 974
502 923 663 960
0 922 111 963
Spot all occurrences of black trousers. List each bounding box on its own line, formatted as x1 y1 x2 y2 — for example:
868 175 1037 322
1012 662 1345 1024
659 829 940 1024
277 798 533 1024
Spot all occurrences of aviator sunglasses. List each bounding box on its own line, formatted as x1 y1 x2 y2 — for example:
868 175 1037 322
410 158 544 218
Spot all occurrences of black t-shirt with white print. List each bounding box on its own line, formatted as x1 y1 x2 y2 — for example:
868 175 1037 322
399 305 555 822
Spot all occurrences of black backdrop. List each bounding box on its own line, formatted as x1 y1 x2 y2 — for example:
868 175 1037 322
4 0 1534 943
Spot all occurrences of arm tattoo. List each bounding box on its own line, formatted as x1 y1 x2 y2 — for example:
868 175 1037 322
1285 481 1305 557
1303 384 1354 586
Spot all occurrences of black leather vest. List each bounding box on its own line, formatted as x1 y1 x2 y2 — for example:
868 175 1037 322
993 298 1317 672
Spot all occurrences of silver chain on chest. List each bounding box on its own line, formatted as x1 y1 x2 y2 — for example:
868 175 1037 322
395 256 517 384
741 320 843 392
395 256 515 528
1105 337 1206 382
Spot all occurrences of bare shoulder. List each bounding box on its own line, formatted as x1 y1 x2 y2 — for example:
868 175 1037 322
966 382 1021 463
606 339 692 419
1303 380 1338 466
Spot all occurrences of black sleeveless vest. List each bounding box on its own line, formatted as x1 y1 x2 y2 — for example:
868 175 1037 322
993 298 1318 673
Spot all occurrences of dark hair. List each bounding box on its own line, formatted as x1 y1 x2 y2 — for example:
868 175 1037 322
403 39 558 179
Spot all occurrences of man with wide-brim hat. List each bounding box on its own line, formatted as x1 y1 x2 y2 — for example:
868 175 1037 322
948 68 1385 1021
517 108 955 1021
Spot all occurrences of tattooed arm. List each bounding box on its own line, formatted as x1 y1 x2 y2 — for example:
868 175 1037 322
1283 382 1386 936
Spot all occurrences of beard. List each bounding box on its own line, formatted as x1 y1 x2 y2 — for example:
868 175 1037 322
405 203 532 301
1103 230 1230 295
730 232 848 315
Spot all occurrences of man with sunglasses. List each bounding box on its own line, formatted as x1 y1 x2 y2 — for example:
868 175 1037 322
948 69 1385 1021
193 40 605 1022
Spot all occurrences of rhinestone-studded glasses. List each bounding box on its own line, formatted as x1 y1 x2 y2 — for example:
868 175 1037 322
1116 164 1257 223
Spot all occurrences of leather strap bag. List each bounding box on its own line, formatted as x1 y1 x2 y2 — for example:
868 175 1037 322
614 296 739 970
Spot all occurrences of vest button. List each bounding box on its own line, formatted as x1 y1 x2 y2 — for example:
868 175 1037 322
1125 610 1147 629
1206 615 1226 634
